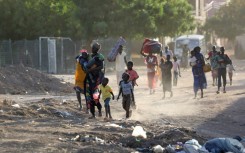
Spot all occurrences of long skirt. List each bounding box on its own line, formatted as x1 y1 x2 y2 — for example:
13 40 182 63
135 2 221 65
193 67 207 93
147 72 156 89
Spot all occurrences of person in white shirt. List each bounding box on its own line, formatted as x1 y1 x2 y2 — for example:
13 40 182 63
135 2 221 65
227 63 235 85
115 45 127 86
161 46 174 60
172 56 181 86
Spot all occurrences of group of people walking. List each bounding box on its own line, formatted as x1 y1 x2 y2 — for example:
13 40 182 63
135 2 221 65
74 42 138 119
74 41 233 119
207 45 234 94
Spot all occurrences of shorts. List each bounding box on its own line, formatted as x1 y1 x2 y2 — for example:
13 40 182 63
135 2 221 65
104 98 111 107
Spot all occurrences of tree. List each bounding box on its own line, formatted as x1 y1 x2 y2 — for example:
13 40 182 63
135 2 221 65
73 0 194 41
0 0 79 40
204 0 245 41
0 0 195 41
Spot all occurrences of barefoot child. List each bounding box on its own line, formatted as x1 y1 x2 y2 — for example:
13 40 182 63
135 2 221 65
99 78 115 120
117 72 135 119
172 56 181 86
125 61 139 108
227 63 235 85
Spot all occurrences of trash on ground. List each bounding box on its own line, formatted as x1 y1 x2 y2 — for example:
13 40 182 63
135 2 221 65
71 135 80 141
152 145 165 153
12 104 20 108
53 110 72 118
132 126 147 139
105 123 123 128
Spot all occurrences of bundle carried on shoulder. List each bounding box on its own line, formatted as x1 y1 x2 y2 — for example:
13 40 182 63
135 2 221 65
107 37 126 62
141 38 162 54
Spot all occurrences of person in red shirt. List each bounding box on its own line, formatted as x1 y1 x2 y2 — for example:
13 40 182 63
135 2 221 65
141 51 158 94
125 61 139 108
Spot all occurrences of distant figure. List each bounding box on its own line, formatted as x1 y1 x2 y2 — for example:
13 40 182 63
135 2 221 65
181 44 189 69
117 72 135 119
161 46 174 60
191 47 206 98
125 61 139 108
172 56 181 86
141 51 158 94
115 45 127 86
159 55 173 99
207 45 218 86
215 47 231 93
227 63 235 85
99 77 115 120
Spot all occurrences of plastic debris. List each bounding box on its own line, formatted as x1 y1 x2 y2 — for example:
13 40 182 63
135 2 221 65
58 138 69 142
153 145 165 153
165 145 176 153
185 139 202 149
132 126 147 139
12 104 20 108
95 137 105 144
53 110 72 118
105 123 123 128
71 135 80 141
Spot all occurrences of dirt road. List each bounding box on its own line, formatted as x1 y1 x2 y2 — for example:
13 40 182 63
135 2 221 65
54 58 245 137
0 58 244 152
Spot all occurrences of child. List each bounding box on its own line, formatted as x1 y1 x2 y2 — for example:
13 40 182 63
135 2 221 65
172 56 181 86
117 72 135 119
189 50 197 67
98 77 115 120
159 55 173 99
227 63 235 85
125 61 139 108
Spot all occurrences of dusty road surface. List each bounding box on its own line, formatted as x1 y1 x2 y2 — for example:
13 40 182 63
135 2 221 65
0 57 244 152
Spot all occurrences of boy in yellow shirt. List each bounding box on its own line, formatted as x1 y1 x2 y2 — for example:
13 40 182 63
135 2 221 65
99 77 115 120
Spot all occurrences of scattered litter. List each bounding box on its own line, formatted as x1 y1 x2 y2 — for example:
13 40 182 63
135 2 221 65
12 104 20 108
62 99 67 104
166 145 176 153
71 135 80 141
185 139 201 149
95 137 105 144
105 123 123 128
0 110 3 113
132 126 147 139
60 99 68 105
53 110 72 118
152 145 165 153
58 138 69 142
80 135 105 144
37 108 41 111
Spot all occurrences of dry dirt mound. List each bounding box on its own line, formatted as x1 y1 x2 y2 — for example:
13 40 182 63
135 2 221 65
0 65 73 94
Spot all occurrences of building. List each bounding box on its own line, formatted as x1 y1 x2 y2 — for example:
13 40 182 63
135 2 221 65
194 0 230 23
